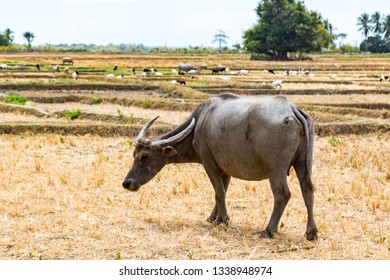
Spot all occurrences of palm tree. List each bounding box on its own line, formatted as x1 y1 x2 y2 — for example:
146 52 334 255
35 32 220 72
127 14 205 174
370 11 382 34
212 30 229 52
383 15 390 39
3 28 14 45
23 31 35 52
357 13 372 52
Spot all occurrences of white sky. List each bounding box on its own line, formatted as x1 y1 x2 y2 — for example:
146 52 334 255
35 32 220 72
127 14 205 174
1 0 389 47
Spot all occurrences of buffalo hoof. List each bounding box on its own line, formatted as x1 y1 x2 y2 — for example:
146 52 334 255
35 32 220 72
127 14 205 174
206 215 216 223
207 215 229 225
305 229 318 241
258 229 274 239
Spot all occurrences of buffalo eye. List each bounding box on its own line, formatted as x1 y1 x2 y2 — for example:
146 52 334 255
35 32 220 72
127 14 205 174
140 153 148 161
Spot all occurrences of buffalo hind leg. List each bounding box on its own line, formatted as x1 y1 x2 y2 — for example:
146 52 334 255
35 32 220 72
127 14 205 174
259 172 291 238
294 160 318 241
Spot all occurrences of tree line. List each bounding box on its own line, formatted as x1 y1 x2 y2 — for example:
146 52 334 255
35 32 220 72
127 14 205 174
2 0 390 58
0 29 35 51
357 11 390 53
243 0 390 60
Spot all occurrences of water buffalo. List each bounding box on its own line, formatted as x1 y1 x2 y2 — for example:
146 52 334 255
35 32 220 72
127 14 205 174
178 63 196 73
122 93 318 241
210 66 227 74
62 57 73 64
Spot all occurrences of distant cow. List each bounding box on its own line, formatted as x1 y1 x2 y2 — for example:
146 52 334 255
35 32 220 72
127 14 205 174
62 57 73 64
210 66 226 74
122 93 318 241
178 63 196 73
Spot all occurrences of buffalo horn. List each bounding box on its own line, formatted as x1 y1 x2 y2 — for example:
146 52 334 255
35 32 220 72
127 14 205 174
150 118 195 149
136 116 160 144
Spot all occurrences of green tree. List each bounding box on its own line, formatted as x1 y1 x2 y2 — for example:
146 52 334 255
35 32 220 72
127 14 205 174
3 28 14 45
360 35 390 53
382 15 390 39
0 34 8 46
232 43 242 53
357 13 371 52
212 30 229 52
243 0 332 60
370 11 383 34
23 31 35 52
357 13 372 38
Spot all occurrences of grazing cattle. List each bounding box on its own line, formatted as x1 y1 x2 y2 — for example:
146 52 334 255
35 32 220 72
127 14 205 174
36 64 40 70
178 63 196 73
210 66 226 74
122 93 318 241
62 57 73 64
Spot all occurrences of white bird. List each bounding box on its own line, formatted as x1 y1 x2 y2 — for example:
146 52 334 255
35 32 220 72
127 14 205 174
117 75 124 79
188 69 200 74
105 73 115 78
170 80 179 85
171 69 178 76
238 69 249 76
72 71 78 80
272 79 283 89
154 72 163 76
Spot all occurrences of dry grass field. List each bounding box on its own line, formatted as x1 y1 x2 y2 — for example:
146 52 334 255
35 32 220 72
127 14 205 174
0 52 389 260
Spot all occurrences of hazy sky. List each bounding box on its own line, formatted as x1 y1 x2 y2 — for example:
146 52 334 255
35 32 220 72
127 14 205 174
1 0 390 47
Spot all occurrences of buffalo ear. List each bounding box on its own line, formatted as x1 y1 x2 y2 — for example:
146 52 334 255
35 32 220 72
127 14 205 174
162 146 177 157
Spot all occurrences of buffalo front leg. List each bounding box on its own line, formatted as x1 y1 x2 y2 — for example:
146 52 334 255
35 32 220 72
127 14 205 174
202 159 230 225
207 173 231 224
259 173 291 238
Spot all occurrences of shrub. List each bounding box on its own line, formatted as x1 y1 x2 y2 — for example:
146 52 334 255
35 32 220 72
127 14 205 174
63 109 82 120
5 94 27 105
117 108 125 118
117 108 135 122
329 136 342 147
90 96 102 105
141 98 151 109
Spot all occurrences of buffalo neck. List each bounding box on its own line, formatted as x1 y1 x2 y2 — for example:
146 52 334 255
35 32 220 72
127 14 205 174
166 133 200 164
